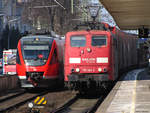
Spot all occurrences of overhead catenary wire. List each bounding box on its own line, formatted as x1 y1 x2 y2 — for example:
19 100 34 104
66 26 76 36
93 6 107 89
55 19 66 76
53 0 66 10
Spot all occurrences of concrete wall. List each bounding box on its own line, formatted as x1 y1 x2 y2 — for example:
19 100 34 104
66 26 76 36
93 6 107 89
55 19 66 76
0 75 19 91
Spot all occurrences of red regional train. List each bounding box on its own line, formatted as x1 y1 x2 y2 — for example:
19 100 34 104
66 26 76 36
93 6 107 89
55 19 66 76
16 35 64 88
64 22 140 92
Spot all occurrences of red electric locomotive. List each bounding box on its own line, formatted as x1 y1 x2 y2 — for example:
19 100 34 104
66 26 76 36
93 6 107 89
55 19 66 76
16 35 64 88
64 22 138 91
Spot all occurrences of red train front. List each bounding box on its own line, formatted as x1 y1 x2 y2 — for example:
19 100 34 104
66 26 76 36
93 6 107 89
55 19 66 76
64 23 138 91
64 30 113 91
16 35 63 88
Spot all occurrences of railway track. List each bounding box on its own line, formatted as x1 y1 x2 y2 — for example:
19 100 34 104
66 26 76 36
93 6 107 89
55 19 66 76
0 89 49 113
51 92 107 113
0 90 26 103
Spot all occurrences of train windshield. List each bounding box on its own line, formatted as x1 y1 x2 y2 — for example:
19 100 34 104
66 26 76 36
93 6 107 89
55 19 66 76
92 35 107 46
22 41 51 66
70 36 86 47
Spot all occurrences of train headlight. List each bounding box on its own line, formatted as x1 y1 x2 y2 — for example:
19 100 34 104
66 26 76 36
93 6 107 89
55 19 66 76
87 48 91 52
81 50 84 54
24 60 29 65
75 68 80 72
98 68 102 72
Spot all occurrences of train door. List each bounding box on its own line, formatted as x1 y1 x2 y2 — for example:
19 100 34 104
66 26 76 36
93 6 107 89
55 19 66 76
50 48 59 76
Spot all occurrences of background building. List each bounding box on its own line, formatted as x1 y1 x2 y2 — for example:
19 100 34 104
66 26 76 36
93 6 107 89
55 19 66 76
2 0 31 33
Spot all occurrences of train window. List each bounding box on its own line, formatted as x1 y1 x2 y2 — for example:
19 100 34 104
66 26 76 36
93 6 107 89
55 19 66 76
23 45 49 60
23 41 50 45
22 44 50 66
92 35 107 46
70 36 86 47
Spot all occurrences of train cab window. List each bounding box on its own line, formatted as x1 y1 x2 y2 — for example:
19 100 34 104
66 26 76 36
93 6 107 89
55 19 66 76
92 35 107 46
70 36 86 47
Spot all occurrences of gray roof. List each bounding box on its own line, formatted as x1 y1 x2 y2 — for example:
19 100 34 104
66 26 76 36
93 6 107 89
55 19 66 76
21 35 53 39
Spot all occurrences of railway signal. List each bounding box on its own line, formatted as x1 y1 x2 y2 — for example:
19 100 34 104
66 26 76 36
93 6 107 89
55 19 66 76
138 28 149 38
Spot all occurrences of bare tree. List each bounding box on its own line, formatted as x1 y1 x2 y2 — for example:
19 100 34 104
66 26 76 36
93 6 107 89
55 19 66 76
21 0 80 35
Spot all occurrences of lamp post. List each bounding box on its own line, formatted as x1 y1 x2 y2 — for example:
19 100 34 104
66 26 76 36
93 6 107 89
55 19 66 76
71 0 73 14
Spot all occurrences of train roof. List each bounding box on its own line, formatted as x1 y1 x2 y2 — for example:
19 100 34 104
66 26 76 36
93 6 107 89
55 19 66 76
66 30 109 34
21 35 53 39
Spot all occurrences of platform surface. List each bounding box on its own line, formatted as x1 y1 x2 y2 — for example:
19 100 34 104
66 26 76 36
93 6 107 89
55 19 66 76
96 68 150 113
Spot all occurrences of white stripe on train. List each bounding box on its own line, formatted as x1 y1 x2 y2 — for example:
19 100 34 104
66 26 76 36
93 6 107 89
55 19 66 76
69 58 81 63
97 57 108 63
69 57 108 63
18 76 58 79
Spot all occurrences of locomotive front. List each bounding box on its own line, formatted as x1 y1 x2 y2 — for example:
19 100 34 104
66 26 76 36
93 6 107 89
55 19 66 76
16 36 59 88
64 30 112 91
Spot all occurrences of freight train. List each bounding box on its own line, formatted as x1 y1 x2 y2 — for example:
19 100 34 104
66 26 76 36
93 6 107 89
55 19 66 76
64 22 148 92
16 35 64 88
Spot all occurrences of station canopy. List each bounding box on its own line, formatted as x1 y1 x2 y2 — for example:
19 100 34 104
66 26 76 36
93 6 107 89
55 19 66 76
100 0 150 30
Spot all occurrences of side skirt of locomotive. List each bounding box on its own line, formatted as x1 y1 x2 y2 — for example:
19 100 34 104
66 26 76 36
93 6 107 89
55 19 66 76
65 73 114 92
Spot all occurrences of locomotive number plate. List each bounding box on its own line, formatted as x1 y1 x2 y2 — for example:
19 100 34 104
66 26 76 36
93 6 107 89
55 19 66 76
82 68 95 72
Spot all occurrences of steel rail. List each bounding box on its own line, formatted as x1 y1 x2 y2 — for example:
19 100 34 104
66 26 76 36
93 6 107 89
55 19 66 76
0 91 49 113
50 95 79 113
0 90 26 103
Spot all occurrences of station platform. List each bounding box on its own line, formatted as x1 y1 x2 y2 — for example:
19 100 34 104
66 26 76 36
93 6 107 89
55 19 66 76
96 68 150 113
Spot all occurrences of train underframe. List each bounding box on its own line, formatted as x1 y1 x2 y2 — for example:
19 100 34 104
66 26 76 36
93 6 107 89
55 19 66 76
20 77 59 88
65 73 114 93
19 72 60 88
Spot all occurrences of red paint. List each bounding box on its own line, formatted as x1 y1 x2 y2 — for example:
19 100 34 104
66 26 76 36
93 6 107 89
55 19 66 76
16 36 64 87
64 23 137 87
